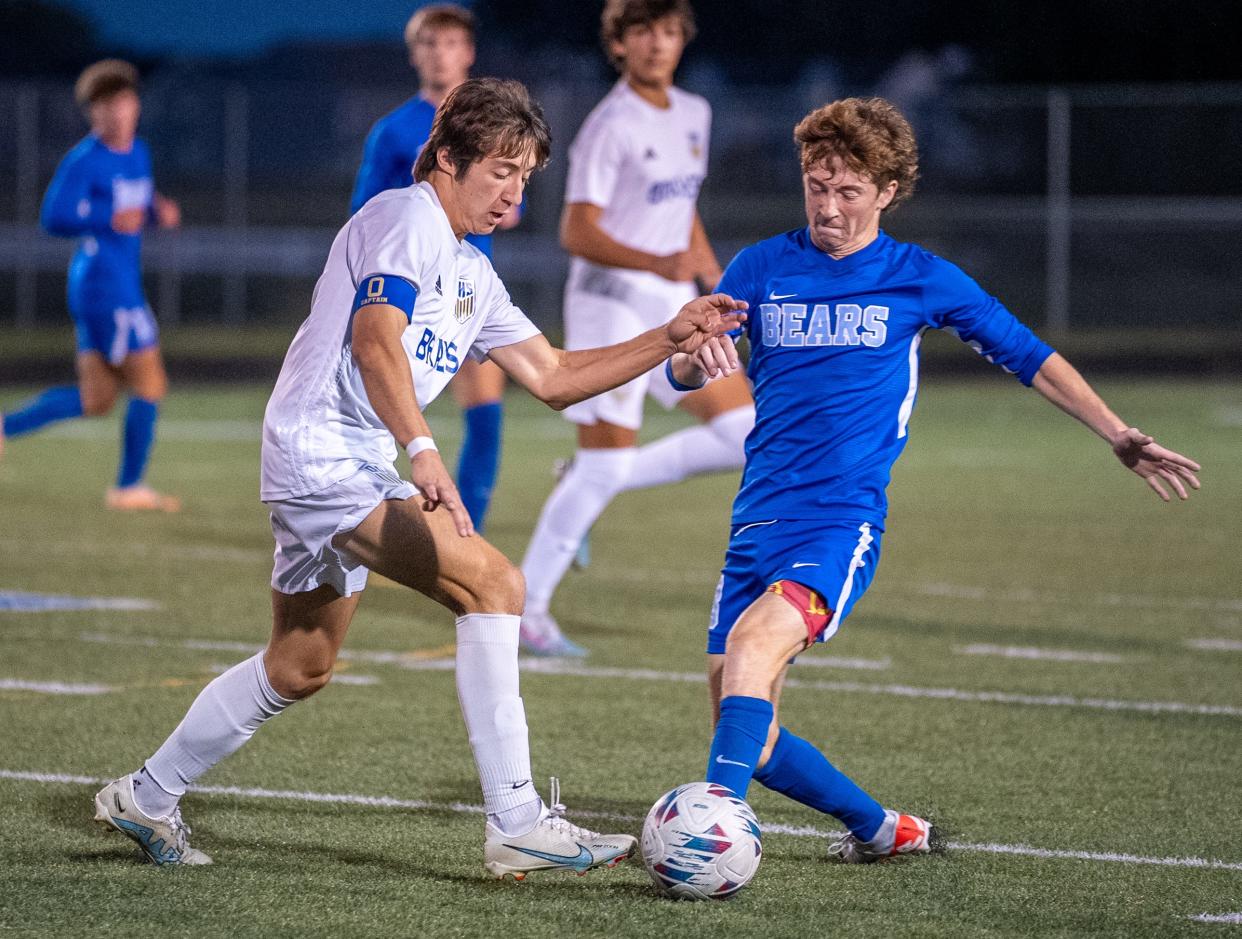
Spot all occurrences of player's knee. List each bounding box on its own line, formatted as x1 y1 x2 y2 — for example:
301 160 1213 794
265 645 336 700
81 388 116 416
461 556 524 614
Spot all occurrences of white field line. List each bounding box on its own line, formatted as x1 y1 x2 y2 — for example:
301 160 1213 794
77 632 1242 718
0 591 159 613
2 768 1240 873
0 679 114 695
914 581 1242 615
793 655 891 671
1188 638 1242 652
45 420 262 442
957 644 1128 664
1191 912 1242 923
605 568 1242 616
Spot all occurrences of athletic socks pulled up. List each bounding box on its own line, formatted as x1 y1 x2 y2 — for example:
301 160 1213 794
117 397 159 488
134 652 292 818
455 613 542 835
621 404 753 493
705 695 773 799
520 447 636 615
1 385 83 438
753 726 886 841
457 401 503 533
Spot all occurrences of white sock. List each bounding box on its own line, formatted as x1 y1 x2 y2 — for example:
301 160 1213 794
133 651 292 818
520 447 636 615
621 405 753 492
455 613 542 834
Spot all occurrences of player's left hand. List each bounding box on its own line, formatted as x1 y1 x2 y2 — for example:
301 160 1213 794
1110 427 1201 501
154 194 181 229
666 294 747 355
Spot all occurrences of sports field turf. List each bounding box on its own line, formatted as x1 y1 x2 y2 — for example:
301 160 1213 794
1 377 1239 937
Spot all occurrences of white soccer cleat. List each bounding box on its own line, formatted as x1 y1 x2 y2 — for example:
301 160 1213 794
484 778 635 880
827 808 936 864
519 611 588 658
93 775 212 866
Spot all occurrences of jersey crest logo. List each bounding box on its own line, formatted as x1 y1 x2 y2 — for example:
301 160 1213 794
454 277 476 323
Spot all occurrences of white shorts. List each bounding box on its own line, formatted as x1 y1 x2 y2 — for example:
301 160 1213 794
561 264 697 431
267 461 417 598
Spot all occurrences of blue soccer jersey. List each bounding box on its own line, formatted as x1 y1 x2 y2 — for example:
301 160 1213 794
41 135 154 316
350 95 493 258
718 228 1055 528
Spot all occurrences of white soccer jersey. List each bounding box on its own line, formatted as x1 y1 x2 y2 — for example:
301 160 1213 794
565 80 711 263
260 182 539 500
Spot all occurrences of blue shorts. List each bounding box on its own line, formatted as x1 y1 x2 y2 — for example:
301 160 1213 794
707 518 883 654
74 304 159 366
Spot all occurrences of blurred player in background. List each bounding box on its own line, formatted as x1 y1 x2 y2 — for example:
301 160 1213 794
519 0 754 657
0 60 181 511
351 4 517 533
670 96 1202 863
92 78 746 873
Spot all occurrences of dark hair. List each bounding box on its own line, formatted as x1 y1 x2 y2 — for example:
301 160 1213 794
74 59 139 110
404 3 476 50
600 0 696 70
794 97 920 211
413 78 551 182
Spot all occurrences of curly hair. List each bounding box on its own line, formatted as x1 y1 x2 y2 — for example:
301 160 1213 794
794 97 920 211
600 0 696 71
413 78 551 183
74 59 139 110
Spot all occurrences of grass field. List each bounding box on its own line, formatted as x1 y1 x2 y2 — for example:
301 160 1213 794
1 378 1240 937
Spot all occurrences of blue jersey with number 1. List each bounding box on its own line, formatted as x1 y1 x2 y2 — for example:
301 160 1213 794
350 95 493 258
717 228 1055 529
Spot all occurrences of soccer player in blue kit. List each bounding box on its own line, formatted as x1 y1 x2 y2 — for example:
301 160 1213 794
667 97 1202 862
351 4 517 532
0 60 181 510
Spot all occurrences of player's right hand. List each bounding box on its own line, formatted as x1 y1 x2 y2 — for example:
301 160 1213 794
693 335 742 379
651 251 698 283
1109 427 1202 502
410 449 475 537
111 208 145 234
666 294 748 355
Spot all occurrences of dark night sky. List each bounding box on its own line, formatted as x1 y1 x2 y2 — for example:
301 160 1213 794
11 0 1242 83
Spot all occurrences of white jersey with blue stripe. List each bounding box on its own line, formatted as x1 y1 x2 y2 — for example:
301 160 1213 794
260 182 539 501
719 228 1055 527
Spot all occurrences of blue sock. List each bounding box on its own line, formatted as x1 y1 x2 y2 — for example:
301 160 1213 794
117 397 159 488
2 385 83 438
457 401 503 532
705 695 773 798
753 726 886 840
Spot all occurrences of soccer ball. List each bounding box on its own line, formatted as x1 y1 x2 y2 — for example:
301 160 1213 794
641 781 763 900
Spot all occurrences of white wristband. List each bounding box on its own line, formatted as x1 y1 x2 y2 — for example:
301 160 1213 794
405 436 438 459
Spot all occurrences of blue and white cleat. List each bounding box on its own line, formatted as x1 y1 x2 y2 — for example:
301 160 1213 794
93 775 212 866
519 611 588 658
484 778 635 880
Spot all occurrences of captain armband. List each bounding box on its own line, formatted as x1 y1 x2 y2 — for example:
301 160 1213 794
352 274 418 323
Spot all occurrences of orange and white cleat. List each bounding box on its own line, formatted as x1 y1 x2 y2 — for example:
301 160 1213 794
827 809 938 863
105 484 182 513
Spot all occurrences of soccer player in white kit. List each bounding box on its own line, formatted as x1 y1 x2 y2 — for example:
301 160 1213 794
519 0 755 657
90 79 746 876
